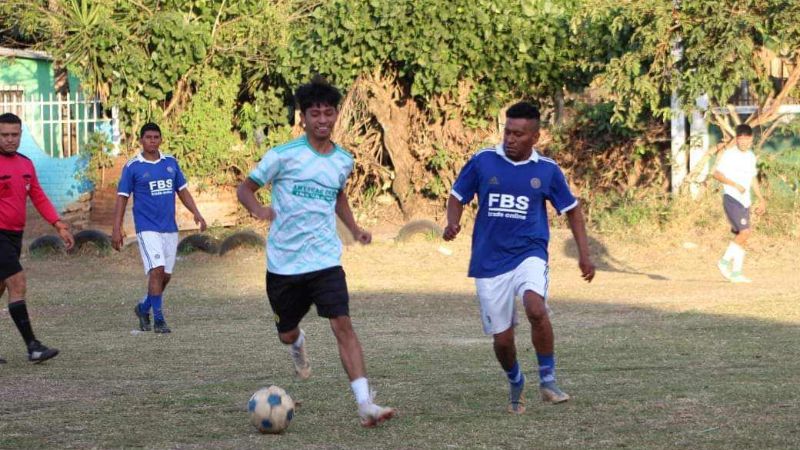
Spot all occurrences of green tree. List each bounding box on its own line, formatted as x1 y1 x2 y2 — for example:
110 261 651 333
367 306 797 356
1 0 295 183
578 0 800 186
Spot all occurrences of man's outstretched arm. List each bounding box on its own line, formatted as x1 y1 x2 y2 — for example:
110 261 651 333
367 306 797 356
565 205 595 282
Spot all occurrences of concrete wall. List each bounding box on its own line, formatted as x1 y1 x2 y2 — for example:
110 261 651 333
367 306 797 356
17 123 92 212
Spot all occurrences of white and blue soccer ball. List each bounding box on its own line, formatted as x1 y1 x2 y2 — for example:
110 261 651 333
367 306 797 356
248 385 295 434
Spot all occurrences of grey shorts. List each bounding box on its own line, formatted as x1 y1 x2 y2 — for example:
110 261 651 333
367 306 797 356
723 194 750 234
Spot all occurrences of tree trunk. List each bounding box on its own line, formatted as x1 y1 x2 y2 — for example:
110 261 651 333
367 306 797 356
364 73 421 218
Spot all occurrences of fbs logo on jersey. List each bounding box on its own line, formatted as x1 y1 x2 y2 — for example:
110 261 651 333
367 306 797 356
487 193 529 220
148 179 174 196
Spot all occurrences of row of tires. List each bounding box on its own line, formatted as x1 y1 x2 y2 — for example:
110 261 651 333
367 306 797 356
29 230 266 256
28 220 444 256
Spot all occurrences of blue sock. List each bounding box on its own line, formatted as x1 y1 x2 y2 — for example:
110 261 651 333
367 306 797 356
537 353 556 385
139 295 152 314
506 361 523 385
150 294 164 322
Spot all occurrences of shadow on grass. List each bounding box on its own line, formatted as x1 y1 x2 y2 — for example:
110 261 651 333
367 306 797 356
561 234 670 281
2 273 798 449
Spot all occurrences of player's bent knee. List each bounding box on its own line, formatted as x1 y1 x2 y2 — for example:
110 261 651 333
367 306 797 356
278 329 299 345
522 292 547 321
148 266 166 279
329 316 356 339
5 272 26 298
492 327 515 346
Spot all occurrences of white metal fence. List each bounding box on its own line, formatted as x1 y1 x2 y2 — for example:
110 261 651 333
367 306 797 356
0 92 119 158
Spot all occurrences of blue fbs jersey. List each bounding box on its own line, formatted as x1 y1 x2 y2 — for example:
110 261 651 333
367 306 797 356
117 153 188 233
451 144 578 278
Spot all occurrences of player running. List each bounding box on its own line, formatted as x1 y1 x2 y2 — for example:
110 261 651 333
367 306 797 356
712 124 765 283
0 112 74 364
236 77 396 428
443 102 595 414
111 123 206 334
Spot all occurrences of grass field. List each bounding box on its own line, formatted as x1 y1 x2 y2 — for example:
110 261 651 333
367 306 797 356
1 228 799 449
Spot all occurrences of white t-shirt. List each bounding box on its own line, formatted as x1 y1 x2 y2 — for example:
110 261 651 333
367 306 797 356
715 147 757 207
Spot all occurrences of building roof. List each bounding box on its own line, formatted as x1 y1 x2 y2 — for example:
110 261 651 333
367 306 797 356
0 47 53 61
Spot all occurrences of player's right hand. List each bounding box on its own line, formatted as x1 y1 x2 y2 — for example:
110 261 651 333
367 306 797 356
735 183 746 194
111 227 125 252
443 223 461 241
252 205 276 221
579 257 595 283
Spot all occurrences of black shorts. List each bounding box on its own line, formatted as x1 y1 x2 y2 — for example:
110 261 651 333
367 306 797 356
723 194 751 234
266 266 350 333
0 229 24 281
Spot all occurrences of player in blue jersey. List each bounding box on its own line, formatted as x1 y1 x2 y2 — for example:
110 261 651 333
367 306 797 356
444 102 595 414
237 78 396 428
111 123 206 334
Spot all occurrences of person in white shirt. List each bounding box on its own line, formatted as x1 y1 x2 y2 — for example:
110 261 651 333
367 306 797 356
712 124 765 283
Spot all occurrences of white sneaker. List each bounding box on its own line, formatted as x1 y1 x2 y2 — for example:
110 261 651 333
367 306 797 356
729 273 752 283
289 342 311 380
716 259 732 280
540 381 570 404
358 400 397 427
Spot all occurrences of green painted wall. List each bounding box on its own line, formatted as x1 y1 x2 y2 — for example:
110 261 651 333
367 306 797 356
0 56 55 97
0 56 58 154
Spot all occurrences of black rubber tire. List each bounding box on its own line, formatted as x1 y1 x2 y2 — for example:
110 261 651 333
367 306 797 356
177 233 221 254
70 229 112 253
395 219 443 242
218 230 266 255
29 235 65 255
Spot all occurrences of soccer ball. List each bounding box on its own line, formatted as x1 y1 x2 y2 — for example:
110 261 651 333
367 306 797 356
248 386 295 434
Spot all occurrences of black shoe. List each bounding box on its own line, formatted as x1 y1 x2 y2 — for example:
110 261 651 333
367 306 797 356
134 304 152 331
0 355 6 364
153 320 171 334
28 340 59 364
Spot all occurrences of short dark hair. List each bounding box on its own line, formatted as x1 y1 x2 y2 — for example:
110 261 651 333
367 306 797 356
0 113 22 125
139 122 162 138
295 76 342 114
506 102 541 121
735 124 753 136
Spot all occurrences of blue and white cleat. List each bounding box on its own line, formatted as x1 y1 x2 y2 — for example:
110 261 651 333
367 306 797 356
540 381 570 404
507 374 526 414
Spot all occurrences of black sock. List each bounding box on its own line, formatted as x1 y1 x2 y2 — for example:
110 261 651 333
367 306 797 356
9 300 36 347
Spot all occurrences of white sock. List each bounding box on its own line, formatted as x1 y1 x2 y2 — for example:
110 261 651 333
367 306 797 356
732 245 746 274
722 242 738 261
350 377 370 405
291 329 305 350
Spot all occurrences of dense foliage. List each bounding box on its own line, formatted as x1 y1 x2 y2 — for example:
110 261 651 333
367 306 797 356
1 0 798 208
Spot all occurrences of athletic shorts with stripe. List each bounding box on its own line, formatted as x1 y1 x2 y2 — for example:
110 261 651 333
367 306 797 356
474 256 550 335
136 231 179 274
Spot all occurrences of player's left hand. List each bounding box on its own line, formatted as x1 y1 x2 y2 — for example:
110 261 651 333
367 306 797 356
353 228 372 245
195 214 207 232
54 221 75 250
579 257 595 283
755 202 766 215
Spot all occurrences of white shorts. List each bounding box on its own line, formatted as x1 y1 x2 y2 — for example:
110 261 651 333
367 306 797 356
474 257 549 335
136 231 179 274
